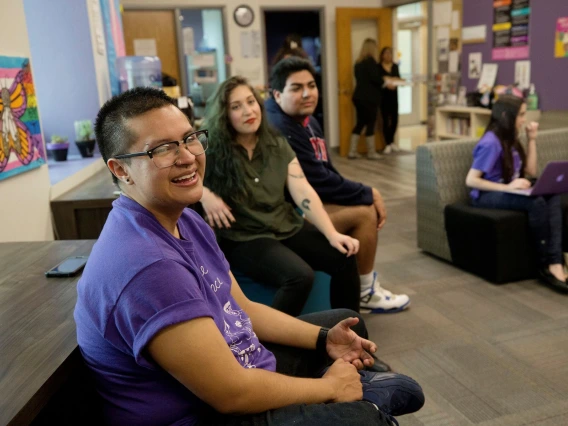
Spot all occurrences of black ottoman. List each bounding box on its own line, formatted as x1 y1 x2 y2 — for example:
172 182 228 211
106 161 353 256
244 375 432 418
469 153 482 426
445 202 538 283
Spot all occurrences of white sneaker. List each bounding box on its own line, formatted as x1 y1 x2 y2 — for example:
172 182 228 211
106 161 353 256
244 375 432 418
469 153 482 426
367 151 383 160
383 145 392 155
360 273 410 313
348 152 363 159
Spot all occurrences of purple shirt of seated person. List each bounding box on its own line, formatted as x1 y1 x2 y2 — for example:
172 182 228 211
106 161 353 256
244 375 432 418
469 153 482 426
470 131 522 199
74 196 277 426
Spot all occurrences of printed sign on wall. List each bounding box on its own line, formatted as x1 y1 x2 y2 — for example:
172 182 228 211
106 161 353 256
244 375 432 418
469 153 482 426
492 0 530 60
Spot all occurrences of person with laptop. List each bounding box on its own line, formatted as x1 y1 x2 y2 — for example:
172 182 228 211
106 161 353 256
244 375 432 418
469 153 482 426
465 95 567 292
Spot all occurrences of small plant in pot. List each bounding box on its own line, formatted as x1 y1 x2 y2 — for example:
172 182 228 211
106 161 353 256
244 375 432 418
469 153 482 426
74 119 96 158
46 135 70 161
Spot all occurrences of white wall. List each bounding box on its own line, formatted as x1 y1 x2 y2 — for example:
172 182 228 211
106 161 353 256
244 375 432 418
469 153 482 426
0 0 53 242
122 0 385 148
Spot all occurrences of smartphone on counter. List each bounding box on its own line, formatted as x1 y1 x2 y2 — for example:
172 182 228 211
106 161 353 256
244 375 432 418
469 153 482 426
45 256 89 278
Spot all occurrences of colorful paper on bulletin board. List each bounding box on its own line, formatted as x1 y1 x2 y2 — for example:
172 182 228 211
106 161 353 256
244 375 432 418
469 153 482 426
0 56 46 182
492 0 530 60
100 0 126 96
555 17 568 58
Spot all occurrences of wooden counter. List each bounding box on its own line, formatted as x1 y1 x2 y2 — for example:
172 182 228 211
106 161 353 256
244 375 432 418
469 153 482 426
0 240 95 425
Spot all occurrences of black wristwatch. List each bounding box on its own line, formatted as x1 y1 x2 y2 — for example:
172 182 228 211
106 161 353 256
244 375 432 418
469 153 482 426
316 327 330 353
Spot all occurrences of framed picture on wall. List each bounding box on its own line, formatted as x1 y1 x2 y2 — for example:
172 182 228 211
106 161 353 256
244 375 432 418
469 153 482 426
0 55 47 181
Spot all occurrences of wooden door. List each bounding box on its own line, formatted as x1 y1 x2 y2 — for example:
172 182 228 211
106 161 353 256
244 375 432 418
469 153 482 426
122 10 180 85
336 8 392 157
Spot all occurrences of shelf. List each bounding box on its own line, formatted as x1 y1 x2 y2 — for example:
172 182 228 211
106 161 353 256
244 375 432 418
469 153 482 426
435 106 492 141
437 133 470 140
436 105 491 115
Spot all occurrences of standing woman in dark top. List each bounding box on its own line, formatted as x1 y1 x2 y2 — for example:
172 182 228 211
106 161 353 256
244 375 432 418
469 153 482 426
379 47 403 154
349 38 382 160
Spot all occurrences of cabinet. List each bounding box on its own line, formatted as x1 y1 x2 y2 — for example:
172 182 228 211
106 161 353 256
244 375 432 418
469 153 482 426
435 105 542 141
50 169 117 240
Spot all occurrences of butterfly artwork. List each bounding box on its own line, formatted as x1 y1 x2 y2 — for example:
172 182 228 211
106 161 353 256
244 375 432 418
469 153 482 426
0 56 46 181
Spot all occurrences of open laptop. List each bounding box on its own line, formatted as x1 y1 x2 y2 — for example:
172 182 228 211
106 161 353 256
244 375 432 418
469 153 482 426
512 161 568 196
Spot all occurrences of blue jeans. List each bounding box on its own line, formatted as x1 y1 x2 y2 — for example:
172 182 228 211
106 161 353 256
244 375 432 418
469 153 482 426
472 192 564 266
197 309 396 426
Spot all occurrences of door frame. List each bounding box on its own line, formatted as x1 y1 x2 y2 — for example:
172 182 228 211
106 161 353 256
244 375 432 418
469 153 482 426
260 6 329 141
397 20 422 126
336 8 393 157
122 4 231 96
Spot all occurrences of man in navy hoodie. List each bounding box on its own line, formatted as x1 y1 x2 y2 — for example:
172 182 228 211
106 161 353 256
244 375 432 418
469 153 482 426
265 57 410 314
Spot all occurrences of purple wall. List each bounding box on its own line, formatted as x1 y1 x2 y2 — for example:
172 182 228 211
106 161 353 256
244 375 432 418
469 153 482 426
24 0 101 157
461 0 568 111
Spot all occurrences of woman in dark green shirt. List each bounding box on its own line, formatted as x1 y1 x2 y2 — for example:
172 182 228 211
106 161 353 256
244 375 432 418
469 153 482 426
201 76 361 316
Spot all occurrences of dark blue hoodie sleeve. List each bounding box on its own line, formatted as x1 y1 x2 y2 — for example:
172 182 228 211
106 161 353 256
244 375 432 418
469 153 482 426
288 137 373 206
289 127 373 206
265 98 373 206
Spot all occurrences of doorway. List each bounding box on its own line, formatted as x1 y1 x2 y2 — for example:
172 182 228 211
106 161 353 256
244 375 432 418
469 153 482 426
262 9 325 132
394 2 428 127
336 8 392 157
122 10 181 83
121 7 229 119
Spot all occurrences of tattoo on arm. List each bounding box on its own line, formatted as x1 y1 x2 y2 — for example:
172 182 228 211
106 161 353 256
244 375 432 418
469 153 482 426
301 199 311 211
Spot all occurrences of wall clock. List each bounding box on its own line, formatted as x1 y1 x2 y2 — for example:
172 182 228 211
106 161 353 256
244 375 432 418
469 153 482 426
234 5 254 28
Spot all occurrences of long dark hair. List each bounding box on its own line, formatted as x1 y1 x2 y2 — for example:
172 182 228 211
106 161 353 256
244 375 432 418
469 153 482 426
379 47 392 63
203 76 281 203
485 95 527 183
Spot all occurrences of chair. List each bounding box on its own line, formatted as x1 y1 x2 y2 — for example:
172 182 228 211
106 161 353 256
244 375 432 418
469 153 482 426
234 270 332 315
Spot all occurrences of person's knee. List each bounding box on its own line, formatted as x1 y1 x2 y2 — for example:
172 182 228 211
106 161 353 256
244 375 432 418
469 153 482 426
548 194 561 208
363 203 378 225
349 310 369 338
345 204 377 228
285 268 315 294
333 250 359 275
529 197 548 218
532 197 547 209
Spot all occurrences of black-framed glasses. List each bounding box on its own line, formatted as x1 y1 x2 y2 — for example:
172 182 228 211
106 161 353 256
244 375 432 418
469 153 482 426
113 129 208 169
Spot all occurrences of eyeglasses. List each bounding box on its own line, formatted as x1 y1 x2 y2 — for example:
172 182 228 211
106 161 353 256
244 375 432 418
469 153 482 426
113 130 208 169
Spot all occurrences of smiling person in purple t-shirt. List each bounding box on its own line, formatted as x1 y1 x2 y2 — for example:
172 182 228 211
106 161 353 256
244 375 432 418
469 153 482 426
74 88 424 426
466 95 567 292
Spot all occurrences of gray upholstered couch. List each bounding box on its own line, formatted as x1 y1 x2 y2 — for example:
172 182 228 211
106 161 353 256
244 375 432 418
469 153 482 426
416 128 568 262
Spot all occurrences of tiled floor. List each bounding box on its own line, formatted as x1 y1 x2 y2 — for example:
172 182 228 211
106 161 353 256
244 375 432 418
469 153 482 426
396 124 428 152
332 151 568 426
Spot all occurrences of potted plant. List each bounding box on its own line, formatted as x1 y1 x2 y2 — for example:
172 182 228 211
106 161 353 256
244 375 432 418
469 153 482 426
46 135 70 161
74 119 96 158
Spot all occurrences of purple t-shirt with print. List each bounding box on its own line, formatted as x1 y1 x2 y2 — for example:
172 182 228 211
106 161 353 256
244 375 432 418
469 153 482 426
74 196 276 426
470 131 522 199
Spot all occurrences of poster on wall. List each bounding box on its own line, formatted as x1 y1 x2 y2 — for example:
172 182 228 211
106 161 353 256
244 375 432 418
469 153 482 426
492 0 530 60
0 56 47 182
99 0 126 96
555 17 568 58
